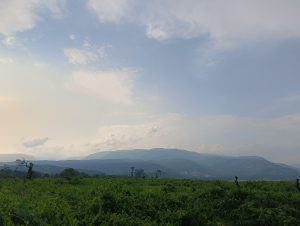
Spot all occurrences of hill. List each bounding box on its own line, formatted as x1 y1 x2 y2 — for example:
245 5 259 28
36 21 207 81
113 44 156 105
84 148 300 179
1 148 299 179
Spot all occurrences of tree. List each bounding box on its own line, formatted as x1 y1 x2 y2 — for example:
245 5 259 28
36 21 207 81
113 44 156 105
155 169 162 178
59 168 80 180
27 162 34 179
130 166 135 177
15 159 34 180
234 176 239 187
134 169 146 178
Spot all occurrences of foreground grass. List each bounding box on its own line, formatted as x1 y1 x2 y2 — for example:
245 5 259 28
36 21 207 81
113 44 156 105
0 178 300 226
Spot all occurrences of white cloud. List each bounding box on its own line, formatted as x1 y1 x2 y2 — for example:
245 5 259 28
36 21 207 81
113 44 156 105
69 34 76 40
43 0 65 17
93 123 160 150
64 44 107 65
2 35 18 47
146 24 170 41
0 57 13 64
88 0 133 23
0 0 65 49
66 69 137 104
87 0 300 48
0 0 64 35
22 137 50 148
64 48 98 65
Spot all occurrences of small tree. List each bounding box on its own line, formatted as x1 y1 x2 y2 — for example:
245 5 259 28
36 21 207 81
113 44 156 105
15 159 34 180
234 176 239 187
155 169 162 178
27 162 34 179
130 166 135 177
135 169 146 178
59 168 80 180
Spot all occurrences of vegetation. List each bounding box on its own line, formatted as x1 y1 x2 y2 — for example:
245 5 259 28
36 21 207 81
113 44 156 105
15 159 34 180
0 168 42 180
0 177 300 225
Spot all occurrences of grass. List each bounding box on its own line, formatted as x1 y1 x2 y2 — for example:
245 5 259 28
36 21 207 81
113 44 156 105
0 178 300 225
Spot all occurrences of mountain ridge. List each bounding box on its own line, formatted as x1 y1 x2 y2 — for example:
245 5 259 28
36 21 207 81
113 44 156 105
1 148 299 180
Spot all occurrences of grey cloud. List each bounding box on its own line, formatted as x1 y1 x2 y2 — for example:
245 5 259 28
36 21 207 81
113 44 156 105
23 137 50 148
146 125 159 135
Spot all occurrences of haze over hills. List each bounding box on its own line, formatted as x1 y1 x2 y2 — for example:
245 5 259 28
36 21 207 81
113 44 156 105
0 153 35 163
1 148 299 180
84 148 300 179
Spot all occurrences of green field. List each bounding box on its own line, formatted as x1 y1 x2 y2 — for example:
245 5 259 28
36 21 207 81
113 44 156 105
0 178 300 226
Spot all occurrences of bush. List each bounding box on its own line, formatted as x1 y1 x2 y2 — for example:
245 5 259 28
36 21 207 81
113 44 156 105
0 178 299 225
59 168 80 180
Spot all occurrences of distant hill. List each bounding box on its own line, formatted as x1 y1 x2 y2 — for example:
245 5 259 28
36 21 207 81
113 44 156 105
1 149 299 180
0 153 35 162
85 148 226 162
291 164 300 174
85 148 300 179
210 157 299 179
291 163 300 168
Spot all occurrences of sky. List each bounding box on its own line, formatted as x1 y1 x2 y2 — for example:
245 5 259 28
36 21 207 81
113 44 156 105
1 0 300 163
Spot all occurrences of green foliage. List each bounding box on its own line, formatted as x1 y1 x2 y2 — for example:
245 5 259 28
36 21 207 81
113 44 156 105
134 169 146 178
162 183 176 193
58 168 80 180
0 169 27 178
0 178 299 225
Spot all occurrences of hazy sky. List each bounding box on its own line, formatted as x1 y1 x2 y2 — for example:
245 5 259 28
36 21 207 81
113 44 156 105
1 0 300 163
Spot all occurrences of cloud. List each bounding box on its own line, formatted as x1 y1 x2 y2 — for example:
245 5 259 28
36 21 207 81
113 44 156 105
64 43 108 65
88 0 133 23
10 109 300 163
22 137 50 148
87 0 300 49
2 35 18 47
64 48 99 65
69 34 76 40
66 69 138 104
87 122 160 151
284 94 300 104
80 112 300 162
85 113 186 152
0 0 64 35
0 57 13 64
21 144 74 160
43 0 65 17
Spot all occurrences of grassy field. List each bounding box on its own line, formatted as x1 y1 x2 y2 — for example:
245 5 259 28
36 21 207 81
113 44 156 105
0 178 300 226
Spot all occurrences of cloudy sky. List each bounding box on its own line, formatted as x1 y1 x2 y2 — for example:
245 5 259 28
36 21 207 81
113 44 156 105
1 0 300 163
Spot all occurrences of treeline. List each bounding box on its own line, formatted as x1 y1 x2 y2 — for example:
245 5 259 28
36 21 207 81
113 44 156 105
0 168 95 179
0 165 163 180
0 167 158 180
